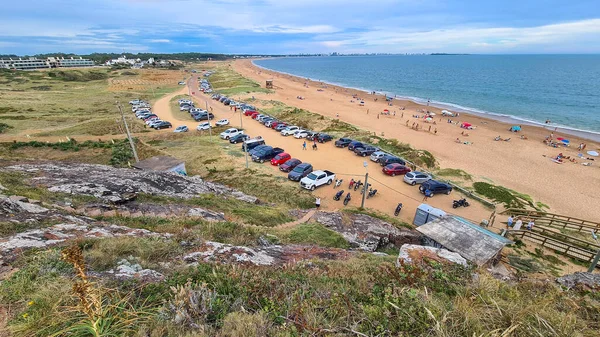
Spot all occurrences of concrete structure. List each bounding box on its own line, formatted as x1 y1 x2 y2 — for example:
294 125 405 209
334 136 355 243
133 156 186 175
0 56 94 70
416 215 513 266
413 203 446 226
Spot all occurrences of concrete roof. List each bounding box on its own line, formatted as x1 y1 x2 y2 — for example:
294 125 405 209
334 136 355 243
133 156 183 171
416 216 513 265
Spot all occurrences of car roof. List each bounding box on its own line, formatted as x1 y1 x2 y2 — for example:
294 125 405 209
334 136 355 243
296 163 311 168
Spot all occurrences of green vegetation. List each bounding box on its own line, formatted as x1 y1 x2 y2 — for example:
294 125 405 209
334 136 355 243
436 168 473 180
210 66 271 95
0 122 13 133
473 182 547 210
280 223 350 248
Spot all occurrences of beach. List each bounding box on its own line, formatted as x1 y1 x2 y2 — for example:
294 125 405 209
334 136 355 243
232 59 600 221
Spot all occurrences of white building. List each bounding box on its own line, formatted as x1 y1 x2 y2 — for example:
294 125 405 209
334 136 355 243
0 56 94 70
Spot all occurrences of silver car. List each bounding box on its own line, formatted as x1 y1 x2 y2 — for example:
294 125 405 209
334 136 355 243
403 171 432 185
370 151 387 162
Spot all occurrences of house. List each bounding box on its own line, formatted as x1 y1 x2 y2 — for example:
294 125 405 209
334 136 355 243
132 156 186 175
416 215 513 266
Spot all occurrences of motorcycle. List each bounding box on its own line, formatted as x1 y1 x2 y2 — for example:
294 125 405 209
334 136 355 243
353 180 363 191
334 178 343 188
394 203 403 216
366 188 378 199
343 192 351 206
348 178 355 189
333 190 344 201
452 198 470 208
360 183 372 195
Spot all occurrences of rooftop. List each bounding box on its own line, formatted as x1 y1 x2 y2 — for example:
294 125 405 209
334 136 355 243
416 215 513 265
133 156 184 171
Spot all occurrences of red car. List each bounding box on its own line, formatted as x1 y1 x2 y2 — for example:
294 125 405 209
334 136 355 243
270 152 291 166
279 158 302 172
271 121 285 129
382 163 411 176
244 110 257 116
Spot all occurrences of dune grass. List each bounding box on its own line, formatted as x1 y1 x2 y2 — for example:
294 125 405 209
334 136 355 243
209 66 271 95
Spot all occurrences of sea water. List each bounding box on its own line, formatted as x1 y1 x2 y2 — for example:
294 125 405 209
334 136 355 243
254 55 600 140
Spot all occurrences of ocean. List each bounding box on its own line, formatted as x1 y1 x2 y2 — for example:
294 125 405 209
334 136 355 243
254 55 600 140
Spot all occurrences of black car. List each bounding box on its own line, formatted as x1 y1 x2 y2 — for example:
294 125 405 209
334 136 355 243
335 137 353 147
246 144 268 155
288 163 313 181
279 158 302 172
219 97 228 103
223 99 231 105
379 155 406 166
348 141 365 151
193 112 215 121
317 133 333 143
419 180 453 196
354 145 379 157
154 121 172 129
229 134 249 144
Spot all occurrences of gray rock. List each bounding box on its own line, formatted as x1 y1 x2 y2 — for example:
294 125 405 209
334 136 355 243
557 272 600 289
9 195 28 203
108 259 164 281
312 211 420 252
397 244 468 267
187 208 226 222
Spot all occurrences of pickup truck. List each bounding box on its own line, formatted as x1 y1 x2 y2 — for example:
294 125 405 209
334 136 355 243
300 170 336 191
335 137 353 147
252 146 285 163
354 145 379 157
220 128 243 140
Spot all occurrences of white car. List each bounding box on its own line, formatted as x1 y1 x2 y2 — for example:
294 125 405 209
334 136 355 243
215 119 230 126
293 130 309 139
145 117 160 125
147 119 163 128
403 171 432 186
220 128 243 139
174 125 189 133
197 122 212 131
178 81 186 85
281 126 299 136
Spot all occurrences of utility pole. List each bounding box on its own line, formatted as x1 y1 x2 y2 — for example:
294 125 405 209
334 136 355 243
360 161 369 209
116 102 139 163
588 231 600 272
239 110 248 168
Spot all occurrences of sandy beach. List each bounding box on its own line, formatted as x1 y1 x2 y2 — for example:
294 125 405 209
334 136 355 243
230 59 600 221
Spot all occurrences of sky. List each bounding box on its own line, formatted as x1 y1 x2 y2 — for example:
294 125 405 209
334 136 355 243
1 0 600 55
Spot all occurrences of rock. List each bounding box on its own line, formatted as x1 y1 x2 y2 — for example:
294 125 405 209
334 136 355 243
187 208 226 222
2 162 258 204
102 210 116 217
397 244 468 267
0 183 6 191
107 259 164 282
87 209 102 217
0 196 48 215
312 211 421 252
28 199 41 205
557 272 600 290
9 196 28 203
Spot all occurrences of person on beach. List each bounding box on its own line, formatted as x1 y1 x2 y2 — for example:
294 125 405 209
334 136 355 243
507 215 514 228
377 114 380 119
434 128 437 134
303 141 307 150
406 120 409 126
367 109 369 114
315 197 321 209
428 125 432 132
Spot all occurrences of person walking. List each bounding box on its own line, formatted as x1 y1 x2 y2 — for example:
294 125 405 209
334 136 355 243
315 197 321 209
302 141 307 150
423 189 431 202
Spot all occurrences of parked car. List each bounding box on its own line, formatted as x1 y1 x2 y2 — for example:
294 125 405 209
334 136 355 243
281 126 299 136
293 130 309 139
220 128 243 139
248 144 268 156
288 163 313 181
264 119 277 127
274 123 288 131
180 105 193 111
316 133 333 143
229 134 249 144
219 97 227 103
271 121 286 129
174 125 188 133
382 163 411 177
305 132 319 141
244 110 258 116
147 119 163 128
252 146 285 163
193 112 215 121
197 122 212 131
279 158 302 172
300 170 336 190
335 137 353 147
354 145 379 157
348 141 365 151
370 151 387 162
403 171 431 185
379 155 406 167
242 138 266 152
178 81 186 85
215 119 230 126
419 180 453 196
270 153 291 166
129 99 143 105
154 121 172 130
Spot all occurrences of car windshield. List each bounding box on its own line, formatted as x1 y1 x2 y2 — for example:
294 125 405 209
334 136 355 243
306 173 317 180
292 166 305 173
405 172 414 177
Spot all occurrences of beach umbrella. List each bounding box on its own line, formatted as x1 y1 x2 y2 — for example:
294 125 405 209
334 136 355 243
427 111 436 116
424 117 433 121
556 137 565 141
587 151 599 157
561 139 570 144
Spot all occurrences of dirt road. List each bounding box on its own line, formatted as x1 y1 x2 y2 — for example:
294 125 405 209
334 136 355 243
150 77 492 225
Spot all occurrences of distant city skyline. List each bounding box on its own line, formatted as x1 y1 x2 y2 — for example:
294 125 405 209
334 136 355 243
2 0 600 55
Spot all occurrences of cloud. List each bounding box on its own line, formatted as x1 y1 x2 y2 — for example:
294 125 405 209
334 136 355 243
148 39 171 43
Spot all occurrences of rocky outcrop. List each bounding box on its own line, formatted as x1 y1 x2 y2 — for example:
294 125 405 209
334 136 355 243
557 272 600 290
397 244 468 267
105 259 164 282
183 241 351 266
312 211 420 251
2 162 258 204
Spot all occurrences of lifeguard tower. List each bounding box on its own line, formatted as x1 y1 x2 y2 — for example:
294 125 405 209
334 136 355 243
265 79 273 89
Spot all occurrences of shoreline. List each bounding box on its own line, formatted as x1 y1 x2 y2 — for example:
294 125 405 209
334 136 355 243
252 59 600 143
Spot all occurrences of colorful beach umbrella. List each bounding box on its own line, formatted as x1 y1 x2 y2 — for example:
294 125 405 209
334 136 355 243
556 137 565 141
587 151 599 157
561 139 570 144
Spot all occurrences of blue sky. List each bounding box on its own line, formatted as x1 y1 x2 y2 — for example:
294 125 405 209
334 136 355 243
1 0 600 55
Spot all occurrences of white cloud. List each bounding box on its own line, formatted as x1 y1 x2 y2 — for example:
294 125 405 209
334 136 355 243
148 39 171 43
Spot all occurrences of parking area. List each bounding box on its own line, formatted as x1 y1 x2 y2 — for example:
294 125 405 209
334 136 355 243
153 76 492 224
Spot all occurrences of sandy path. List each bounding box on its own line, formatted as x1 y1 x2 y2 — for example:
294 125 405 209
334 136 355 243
151 76 491 225
232 60 600 221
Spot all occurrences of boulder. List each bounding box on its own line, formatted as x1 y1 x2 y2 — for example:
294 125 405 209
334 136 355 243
187 208 226 222
108 259 164 282
397 244 468 267
557 272 600 290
